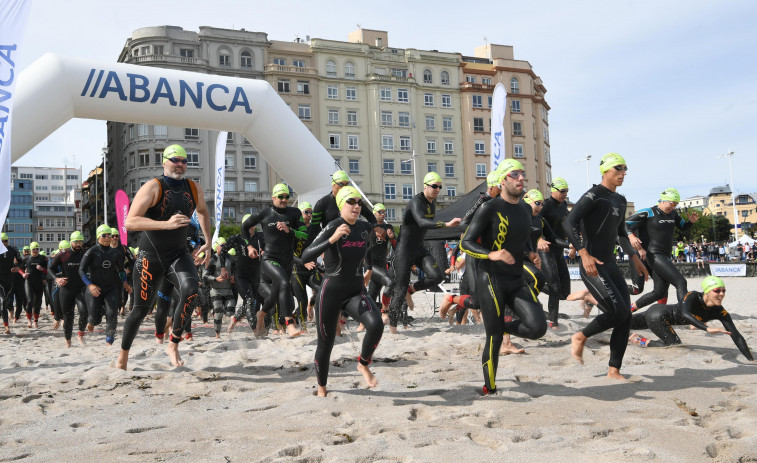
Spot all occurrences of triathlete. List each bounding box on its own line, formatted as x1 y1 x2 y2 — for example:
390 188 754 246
225 225 265 333
21 241 47 328
48 232 88 347
203 238 235 338
0 233 21 334
117 144 212 369
49 240 70 330
460 159 546 394
363 203 396 310
301 187 384 397
310 171 382 236
79 224 132 345
387 172 461 333
292 202 320 328
522 189 547 296
564 152 648 380
538 177 572 329
110 228 136 316
626 188 698 311
242 183 306 338
11 246 29 323
629 276 753 360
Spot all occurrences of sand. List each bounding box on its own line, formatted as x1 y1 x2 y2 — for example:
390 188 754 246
0 275 754 462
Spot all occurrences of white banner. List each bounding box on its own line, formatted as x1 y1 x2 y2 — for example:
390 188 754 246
490 83 507 172
569 266 582 280
709 263 747 277
212 131 228 245
0 0 31 253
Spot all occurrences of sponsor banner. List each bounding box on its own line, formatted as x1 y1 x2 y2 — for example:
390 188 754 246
114 190 129 245
212 131 228 245
490 83 506 172
710 263 747 277
569 266 582 280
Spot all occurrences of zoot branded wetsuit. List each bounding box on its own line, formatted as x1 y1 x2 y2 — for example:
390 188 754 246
79 243 125 343
22 254 48 321
387 193 446 327
301 218 383 387
564 184 637 370
122 175 200 349
460 196 546 393
538 195 571 326
626 205 694 309
0 245 20 327
48 247 87 340
523 212 547 296
631 291 753 359
365 222 396 304
222 233 264 329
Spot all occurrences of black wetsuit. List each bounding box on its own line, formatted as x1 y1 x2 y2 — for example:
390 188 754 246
292 223 320 324
626 206 693 309
538 195 571 325
523 212 547 296
221 233 264 329
0 245 20 327
122 175 200 349
203 253 235 334
564 184 637 370
461 196 546 393
79 243 125 342
310 192 378 233
387 193 446 327
22 254 48 321
302 218 383 387
48 247 87 340
12 254 27 320
365 222 396 304
631 291 753 359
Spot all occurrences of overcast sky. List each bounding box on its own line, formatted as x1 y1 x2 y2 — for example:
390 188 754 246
13 0 757 208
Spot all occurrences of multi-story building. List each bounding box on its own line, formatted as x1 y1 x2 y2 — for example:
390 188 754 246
459 44 551 193
4 178 34 250
107 26 272 235
680 195 708 211
704 186 757 238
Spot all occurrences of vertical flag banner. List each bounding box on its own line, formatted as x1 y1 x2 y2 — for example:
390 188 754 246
114 189 129 245
0 0 31 253
212 131 228 245
490 83 507 173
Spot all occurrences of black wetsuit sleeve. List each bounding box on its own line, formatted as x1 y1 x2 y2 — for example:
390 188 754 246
78 249 93 286
564 194 592 253
302 222 339 264
541 219 570 248
626 209 649 234
310 196 329 231
460 195 487 228
360 207 378 227
718 312 754 360
616 204 636 257
460 202 494 260
48 253 64 278
409 197 446 230
242 210 266 241
674 210 695 232
680 294 710 331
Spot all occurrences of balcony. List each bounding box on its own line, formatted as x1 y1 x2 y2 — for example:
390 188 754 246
366 74 416 84
126 54 210 67
264 64 317 76
461 82 495 92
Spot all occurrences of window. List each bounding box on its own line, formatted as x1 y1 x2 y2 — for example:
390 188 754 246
383 159 395 174
185 128 199 139
298 104 311 120
423 69 432 84
391 68 407 77
513 121 523 136
244 180 257 192
129 153 135 169
223 207 236 220
442 117 452 132
329 134 340 149
293 59 304 68
348 135 359 151
446 186 457 197
427 162 437 172
153 45 164 55
444 141 453 155
35 185 48 191
398 112 410 127
445 162 455 178
440 94 451 109
511 100 521 113
349 158 359 173
381 111 393 126
472 95 483 108
346 86 357 100
241 51 252 69
226 132 234 144
277 80 290 93
154 125 167 137
427 139 437 154
244 154 257 169
397 88 408 103
424 93 434 106
488 96 493 108
347 111 358 126
327 84 338 99
137 124 149 137
139 151 149 166
400 136 411 152
382 135 394 151
474 141 485 154
130 180 136 195
51 174 63 180
514 144 524 158
344 62 355 79
380 87 392 101
543 128 549 144
386 208 396 221
326 60 337 77
328 109 340 125
46 233 54 242
225 153 235 168
511 77 519 94
224 179 236 191
466 75 476 83
186 150 199 167
20 173 32 179
219 52 231 67
180 48 194 59
441 71 450 85
297 81 310 94
476 163 487 177
473 118 484 132
401 161 412 175
402 184 414 200
545 147 551 164
273 57 286 66
425 115 435 131
481 77 492 85
384 183 396 200
542 107 548 122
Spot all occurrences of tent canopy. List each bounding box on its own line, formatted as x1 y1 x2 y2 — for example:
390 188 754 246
728 235 755 247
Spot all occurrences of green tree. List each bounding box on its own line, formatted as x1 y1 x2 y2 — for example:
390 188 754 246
676 212 732 243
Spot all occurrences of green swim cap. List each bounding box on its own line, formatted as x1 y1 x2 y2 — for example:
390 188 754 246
332 170 350 184
523 189 544 204
336 186 362 210
701 276 725 294
551 177 569 192
39 251 46 256
497 159 525 182
23 245 30 251
163 144 187 160
599 152 627 175
227 248 236 256
423 172 443 185
96 224 112 238
110 227 119 236
0 232 8 240
272 183 290 198
216 237 226 245
70 231 85 242
59 240 71 250
30 241 40 249
373 203 387 212
242 214 251 224
129 247 139 255
298 201 313 212
197 251 205 258
659 188 680 203
486 170 502 188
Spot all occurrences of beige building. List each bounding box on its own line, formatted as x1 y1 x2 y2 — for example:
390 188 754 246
680 195 708 210
459 44 551 193
704 186 757 238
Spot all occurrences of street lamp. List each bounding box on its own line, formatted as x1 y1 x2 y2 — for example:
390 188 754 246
718 151 738 241
575 153 591 188
404 151 419 198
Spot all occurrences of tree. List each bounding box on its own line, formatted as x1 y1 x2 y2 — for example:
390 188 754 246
676 212 732 243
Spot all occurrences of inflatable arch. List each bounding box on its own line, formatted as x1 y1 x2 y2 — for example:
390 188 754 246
10 53 335 203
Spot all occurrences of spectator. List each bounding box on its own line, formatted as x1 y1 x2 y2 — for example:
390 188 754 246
719 243 726 262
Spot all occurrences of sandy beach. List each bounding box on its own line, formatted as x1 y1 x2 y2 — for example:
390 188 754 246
0 275 754 462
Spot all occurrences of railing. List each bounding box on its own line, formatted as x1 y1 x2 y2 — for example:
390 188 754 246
129 54 209 66
366 74 415 83
264 64 318 75
461 82 495 91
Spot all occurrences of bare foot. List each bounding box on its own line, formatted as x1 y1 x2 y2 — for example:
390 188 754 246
166 342 184 367
389 325 398 334
53 320 61 330
381 313 389 325
3 326 9 334
356 323 365 332
571 332 586 365
254 311 268 337
227 317 237 333
156 336 164 344
500 344 526 355
357 363 378 388
438 296 454 319
689 325 697 330
316 385 328 397
286 322 301 338
115 349 129 370
628 333 648 347
26 319 32 328
32 320 38 329
65 339 72 348
581 301 593 318
86 323 94 333
78 335 86 346
607 367 626 380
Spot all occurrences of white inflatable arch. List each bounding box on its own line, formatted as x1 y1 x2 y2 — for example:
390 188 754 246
10 53 334 202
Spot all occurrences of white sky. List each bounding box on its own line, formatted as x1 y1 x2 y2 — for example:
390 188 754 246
13 0 757 208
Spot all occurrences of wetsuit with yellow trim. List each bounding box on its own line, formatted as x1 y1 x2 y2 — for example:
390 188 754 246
460 196 547 394
538 195 571 326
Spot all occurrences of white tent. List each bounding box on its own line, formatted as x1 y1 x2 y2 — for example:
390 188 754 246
728 235 755 248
